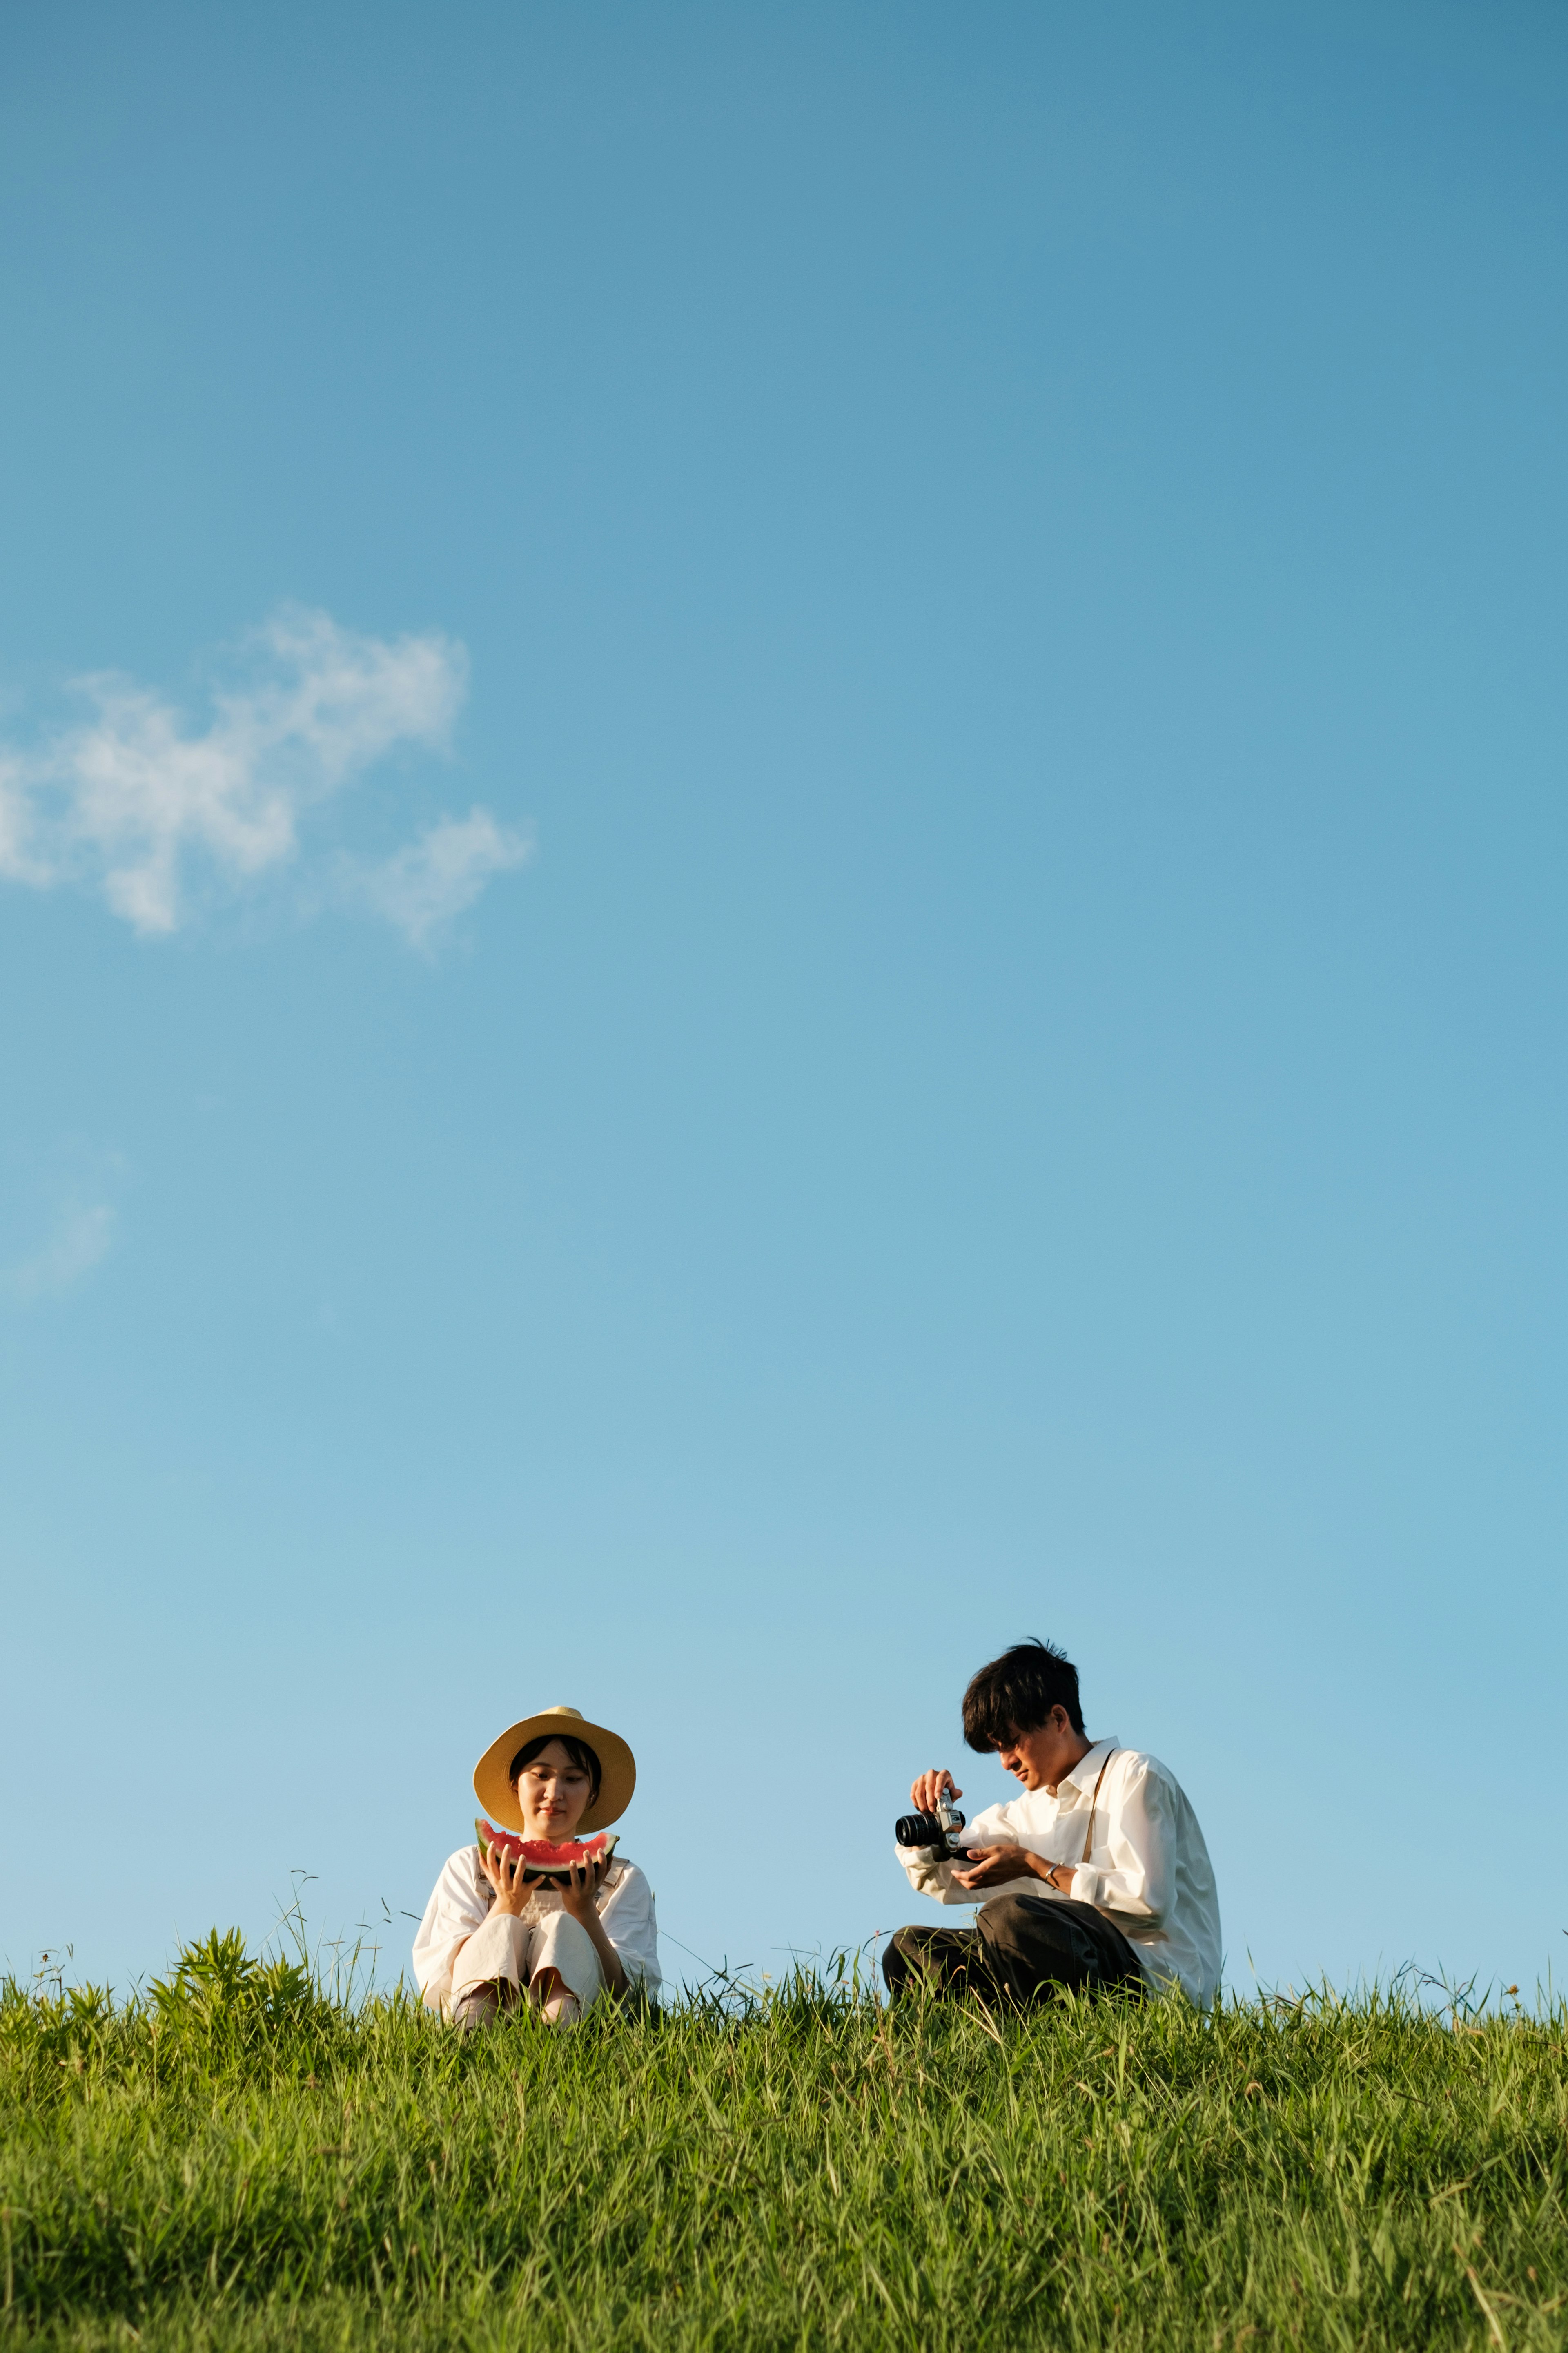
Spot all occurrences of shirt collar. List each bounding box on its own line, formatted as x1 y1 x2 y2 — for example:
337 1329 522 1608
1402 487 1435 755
1060 1737 1118 1801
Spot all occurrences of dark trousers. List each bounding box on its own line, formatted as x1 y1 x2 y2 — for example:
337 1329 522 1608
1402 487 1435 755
882 1889 1146 2008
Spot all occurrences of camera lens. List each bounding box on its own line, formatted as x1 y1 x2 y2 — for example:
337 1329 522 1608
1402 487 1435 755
894 1811 944 1847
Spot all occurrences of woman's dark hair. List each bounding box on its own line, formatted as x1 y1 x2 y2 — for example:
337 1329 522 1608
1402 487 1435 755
509 1733 603 1801
962 1638 1085 1750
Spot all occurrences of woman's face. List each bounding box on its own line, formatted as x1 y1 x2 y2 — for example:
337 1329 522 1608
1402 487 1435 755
514 1738 595 1841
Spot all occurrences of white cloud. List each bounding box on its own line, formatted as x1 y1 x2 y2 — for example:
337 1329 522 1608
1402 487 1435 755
2 1202 116 1302
355 807 534 951
0 608 524 943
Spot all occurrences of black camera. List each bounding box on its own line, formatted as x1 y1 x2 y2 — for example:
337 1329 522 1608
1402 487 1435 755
893 1794 967 1857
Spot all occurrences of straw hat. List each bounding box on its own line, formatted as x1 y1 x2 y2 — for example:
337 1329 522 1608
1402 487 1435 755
472 1704 637 1834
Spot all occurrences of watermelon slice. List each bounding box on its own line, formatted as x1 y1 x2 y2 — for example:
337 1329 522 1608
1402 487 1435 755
474 1819 619 1883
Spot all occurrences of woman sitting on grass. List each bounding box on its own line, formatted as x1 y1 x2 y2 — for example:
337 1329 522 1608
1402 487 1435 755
412 1704 659 2026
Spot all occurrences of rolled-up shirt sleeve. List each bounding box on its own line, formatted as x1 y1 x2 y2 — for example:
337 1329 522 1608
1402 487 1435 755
1071 1759 1174 1929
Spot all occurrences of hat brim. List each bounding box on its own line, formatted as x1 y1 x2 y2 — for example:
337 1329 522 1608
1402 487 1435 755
472 1708 637 1835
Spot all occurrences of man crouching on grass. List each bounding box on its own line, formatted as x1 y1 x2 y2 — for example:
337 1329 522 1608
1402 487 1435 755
886 1638 1221 2010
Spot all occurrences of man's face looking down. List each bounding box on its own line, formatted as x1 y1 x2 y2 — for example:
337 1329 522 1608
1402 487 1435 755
995 1704 1089 1796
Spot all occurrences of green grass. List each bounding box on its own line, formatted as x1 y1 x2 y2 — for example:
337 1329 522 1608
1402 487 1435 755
2 1931 1565 2350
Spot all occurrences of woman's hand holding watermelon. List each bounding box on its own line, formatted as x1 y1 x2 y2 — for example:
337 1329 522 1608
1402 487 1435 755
482 1840 532 1920
557 1847 611 1926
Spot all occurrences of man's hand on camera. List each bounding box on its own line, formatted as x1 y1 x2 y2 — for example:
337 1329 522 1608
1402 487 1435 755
909 1768 964 1813
953 1845 1076 1895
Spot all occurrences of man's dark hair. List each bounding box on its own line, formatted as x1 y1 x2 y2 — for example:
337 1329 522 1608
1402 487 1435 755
509 1732 603 1801
962 1638 1084 1750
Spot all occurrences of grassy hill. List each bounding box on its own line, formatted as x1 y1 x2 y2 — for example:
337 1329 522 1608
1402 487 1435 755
2 1932 1564 2349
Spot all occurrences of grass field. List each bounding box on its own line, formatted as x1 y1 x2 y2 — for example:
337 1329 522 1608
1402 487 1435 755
2 1930 1564 2350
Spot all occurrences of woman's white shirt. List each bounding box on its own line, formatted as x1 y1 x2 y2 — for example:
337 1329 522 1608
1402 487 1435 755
896 1740 1221 2008
412 1846 662 2016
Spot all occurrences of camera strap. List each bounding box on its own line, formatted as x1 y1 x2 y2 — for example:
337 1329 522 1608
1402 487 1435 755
1080 1748 1116 1865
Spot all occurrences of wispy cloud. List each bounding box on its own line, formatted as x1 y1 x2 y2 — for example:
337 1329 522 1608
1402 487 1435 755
2 1201 116 1302
354 808 535 951
0 608 528 945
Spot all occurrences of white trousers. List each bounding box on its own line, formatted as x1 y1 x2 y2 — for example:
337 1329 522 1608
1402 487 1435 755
448 1907 604 2028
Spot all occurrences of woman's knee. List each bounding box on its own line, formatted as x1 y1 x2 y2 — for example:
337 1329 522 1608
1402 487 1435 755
531 1910 605 2013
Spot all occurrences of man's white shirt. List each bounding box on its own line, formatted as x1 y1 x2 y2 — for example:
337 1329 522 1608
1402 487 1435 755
895 1738 1222 2007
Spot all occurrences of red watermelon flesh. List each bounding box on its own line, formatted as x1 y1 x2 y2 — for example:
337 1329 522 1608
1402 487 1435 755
474 1820 619 1882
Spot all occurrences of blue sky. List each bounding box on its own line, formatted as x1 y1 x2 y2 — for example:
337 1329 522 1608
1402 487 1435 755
2 0 1565 2003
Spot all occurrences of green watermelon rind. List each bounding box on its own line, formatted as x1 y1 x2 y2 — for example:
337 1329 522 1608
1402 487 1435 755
474 1818 620 1882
